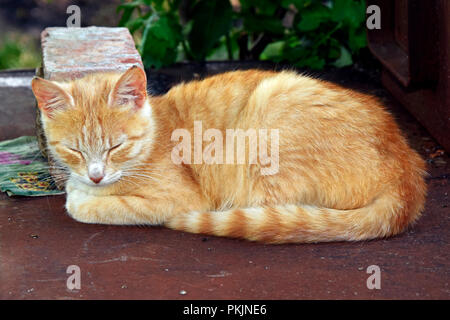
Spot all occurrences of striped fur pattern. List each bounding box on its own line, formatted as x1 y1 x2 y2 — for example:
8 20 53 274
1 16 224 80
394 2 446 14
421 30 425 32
31 66 427 243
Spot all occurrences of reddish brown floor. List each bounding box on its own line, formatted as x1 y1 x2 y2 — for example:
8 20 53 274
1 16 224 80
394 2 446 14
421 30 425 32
0 66 448 299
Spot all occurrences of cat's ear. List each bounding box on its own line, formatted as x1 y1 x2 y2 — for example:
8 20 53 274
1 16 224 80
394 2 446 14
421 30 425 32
31 77 74 118
108 66 147 110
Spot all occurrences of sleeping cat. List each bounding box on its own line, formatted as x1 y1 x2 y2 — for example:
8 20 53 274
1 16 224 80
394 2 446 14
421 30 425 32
31 66 427 243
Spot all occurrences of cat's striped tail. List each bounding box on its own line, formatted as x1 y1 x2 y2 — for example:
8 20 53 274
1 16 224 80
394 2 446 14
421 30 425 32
164 190 425 243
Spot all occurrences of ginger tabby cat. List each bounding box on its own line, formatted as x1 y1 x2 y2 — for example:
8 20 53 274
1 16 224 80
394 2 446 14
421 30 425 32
31 66 427 243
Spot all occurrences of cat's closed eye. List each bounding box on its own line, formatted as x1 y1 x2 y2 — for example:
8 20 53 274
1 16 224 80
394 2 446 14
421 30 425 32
108 143 123 153
55 145 85 166
67 147 83 157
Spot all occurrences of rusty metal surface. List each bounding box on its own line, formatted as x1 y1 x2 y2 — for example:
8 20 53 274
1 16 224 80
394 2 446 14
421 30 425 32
0 66 449 300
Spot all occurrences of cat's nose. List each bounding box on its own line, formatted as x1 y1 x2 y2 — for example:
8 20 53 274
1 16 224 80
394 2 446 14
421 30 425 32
89 175 104 184
88 162 104 184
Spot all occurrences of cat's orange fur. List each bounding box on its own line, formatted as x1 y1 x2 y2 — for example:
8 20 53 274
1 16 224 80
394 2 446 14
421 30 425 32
31 66 427 243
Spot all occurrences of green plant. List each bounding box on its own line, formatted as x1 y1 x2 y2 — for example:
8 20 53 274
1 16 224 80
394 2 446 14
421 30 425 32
118 0 367 69
0 35 41 70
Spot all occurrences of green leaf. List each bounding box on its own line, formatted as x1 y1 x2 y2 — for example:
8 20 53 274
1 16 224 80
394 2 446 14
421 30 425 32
117 1 143 11
139 13 182 68
141 36 167 68
331 0 365 29
280 37 327 69
260 40 285 61
117 0 150 27
243 15 285 35
282 43 309 62
327 38 341 59
348 26 367 52
188 0 233 60
332 45 353 67
207 36 231 60
125 17 145 34
287 36 302 48
281 0 312 10
296 55 326 69
118 6 135 27
150 0 165 10
257 0 278 16
240 0 279 15
150 15 181 47
297 4 331 31
0 41 22 69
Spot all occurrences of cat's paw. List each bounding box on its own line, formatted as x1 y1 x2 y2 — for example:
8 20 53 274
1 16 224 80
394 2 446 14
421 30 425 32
64 178 78 193
65 188 97 223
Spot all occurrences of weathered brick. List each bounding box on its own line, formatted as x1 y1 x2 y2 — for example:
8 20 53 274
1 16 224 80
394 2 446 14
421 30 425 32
37 27 143 189
41 26 143 81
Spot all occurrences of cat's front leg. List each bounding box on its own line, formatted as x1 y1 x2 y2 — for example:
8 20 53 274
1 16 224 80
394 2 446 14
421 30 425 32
65 188 166 225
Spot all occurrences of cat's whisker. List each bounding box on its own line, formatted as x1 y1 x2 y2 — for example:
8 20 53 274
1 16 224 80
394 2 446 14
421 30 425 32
121 173 163 184
121 169 179 183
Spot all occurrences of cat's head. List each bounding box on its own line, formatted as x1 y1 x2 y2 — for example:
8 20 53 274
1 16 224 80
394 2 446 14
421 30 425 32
31 66 154 187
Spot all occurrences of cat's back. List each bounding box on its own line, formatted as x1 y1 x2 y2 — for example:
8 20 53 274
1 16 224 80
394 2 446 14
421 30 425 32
161 69 397 137
163 70 277 126
170 69 277 97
